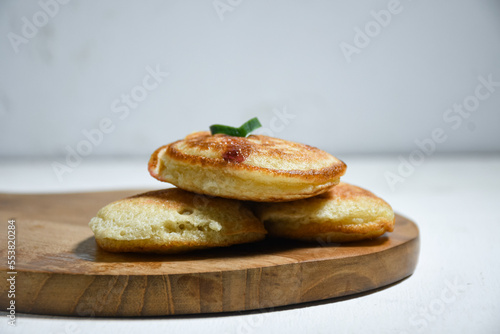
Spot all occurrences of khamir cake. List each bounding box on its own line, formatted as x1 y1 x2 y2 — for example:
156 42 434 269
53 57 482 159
148 119 346 202
89 188 267 253
253 182 394 242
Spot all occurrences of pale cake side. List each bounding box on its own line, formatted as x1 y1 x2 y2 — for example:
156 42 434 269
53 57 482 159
89 188 267 253
253 182 395 242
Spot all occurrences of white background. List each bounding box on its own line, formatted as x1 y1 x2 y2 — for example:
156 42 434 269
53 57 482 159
1 0 500 158
1 1 500 334
1 156 500 334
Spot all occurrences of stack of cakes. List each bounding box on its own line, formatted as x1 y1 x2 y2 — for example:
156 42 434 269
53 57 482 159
89 132 394 253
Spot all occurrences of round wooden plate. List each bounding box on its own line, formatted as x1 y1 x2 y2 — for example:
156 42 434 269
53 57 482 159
0 190 419 317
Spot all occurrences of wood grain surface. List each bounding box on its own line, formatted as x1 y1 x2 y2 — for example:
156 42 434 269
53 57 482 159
0 190 420 317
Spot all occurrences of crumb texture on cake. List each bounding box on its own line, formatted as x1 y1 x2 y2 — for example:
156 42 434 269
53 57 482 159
89 188 266 253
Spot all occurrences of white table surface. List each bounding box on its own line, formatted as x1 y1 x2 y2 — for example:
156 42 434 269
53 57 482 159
1 154 499 334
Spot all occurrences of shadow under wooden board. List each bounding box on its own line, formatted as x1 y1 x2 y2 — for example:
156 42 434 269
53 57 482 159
0 190 420 317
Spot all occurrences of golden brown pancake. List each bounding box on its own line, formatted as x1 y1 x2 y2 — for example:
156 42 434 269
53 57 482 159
252 182 394 243
89 188 266 253
148 132 346 202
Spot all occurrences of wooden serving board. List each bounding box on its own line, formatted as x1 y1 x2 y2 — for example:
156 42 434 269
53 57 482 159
0 190 419 317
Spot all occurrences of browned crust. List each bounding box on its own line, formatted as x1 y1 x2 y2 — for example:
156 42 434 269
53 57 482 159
148 145 162 177
265 219 394 242
315 183 394 211
148 132 347 183
256 182 395 242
